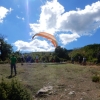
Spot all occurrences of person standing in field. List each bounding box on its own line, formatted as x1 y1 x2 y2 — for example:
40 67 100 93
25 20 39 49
82 57 86 65
71 57 74 64
10 54 17 77
21 54 24 65
36 55 39 63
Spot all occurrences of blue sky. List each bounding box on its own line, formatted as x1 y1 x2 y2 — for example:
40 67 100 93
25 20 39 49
0 0 100 52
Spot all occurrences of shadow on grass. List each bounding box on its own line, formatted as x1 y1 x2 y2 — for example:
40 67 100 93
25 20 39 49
6 75 17 79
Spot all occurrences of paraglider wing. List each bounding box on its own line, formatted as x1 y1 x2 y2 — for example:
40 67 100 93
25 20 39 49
32 32 58 47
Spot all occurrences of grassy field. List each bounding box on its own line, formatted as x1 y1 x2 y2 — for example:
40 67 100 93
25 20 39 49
0 63 100 100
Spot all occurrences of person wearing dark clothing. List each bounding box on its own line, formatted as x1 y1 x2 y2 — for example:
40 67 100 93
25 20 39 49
83 57 86 65
21 54 24 65
78 56 82 64
10 54 17 77
71 57 74 64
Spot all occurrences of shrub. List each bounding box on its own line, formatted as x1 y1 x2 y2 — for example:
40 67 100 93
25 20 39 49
92 75 100 82
0 61 4 64
0 78 32 100
0 78 10 100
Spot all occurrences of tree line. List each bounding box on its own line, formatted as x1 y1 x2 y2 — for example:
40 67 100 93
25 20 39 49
69 44 100 64
0 34 100 64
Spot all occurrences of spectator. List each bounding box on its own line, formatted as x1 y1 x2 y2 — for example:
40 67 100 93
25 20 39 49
71 57 74 64
9 54 17 77
83 57 86 65
36 55 39 63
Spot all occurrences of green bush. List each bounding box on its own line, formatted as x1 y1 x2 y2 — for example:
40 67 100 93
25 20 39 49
0 79 10 100
0 78 32 100
0 60 9 64
92 75 100 82
0 61 5 64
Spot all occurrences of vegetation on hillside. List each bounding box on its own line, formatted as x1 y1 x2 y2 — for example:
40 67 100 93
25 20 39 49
69 44 100 64
0 35 13 61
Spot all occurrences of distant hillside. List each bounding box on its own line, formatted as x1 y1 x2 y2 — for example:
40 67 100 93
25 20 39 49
22 43 100 62
24 50 73 58
68 43 100 62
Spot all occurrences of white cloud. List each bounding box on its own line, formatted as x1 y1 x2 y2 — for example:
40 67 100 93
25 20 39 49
58 1 100 36
29 0 64 35
4 38 8 41
29 0 100 44
22 17 25 21
16 15 25 21
14 39 55 52
59 33 80 45
0 7 12 23
16 15 20 19
14 0 100 52
9 8 13 12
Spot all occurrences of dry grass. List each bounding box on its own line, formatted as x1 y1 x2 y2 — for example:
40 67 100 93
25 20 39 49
0 63 100 100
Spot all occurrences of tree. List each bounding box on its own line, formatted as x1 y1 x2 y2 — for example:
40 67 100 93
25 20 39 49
0 35 13 61
54 46 69 62
69 44 100 63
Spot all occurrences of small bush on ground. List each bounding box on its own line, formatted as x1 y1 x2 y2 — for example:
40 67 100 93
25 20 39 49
92 75 100 82
0 78 32 100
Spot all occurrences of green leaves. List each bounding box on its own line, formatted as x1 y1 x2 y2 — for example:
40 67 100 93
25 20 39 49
0 79 32 100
